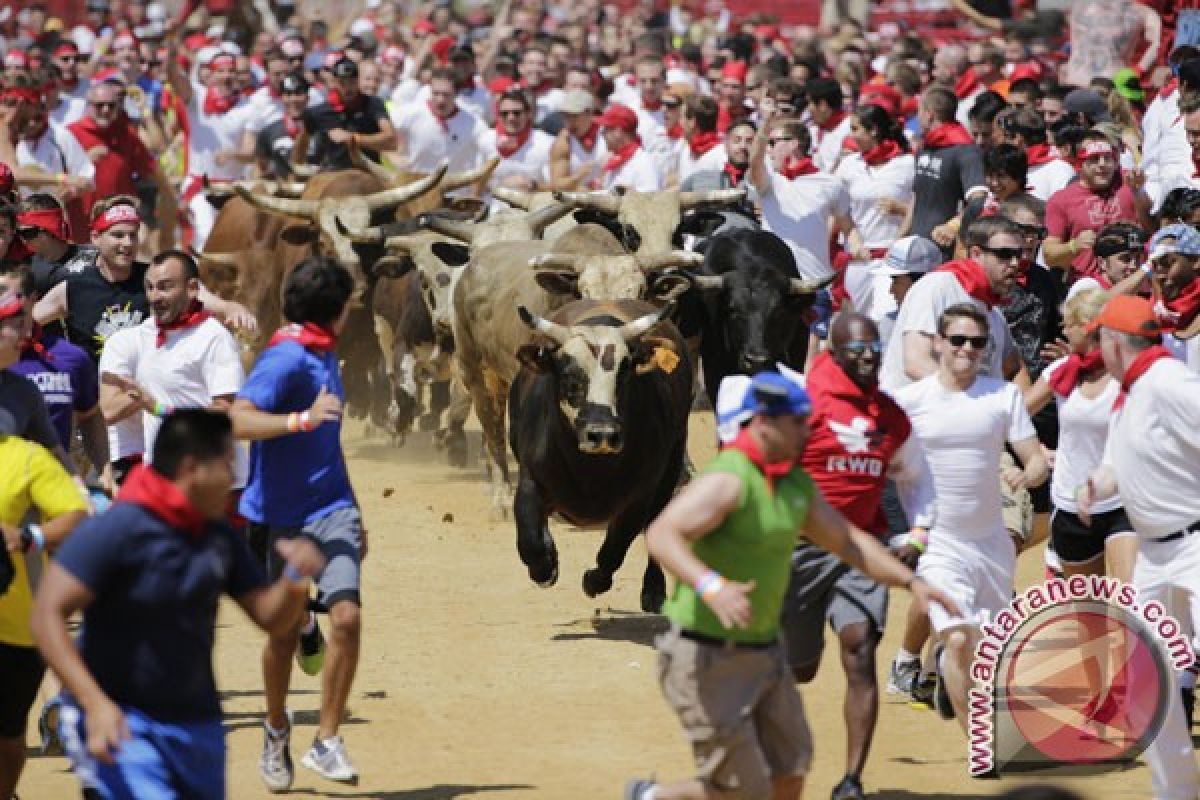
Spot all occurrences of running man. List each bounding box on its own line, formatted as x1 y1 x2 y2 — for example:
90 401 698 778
625 371 958 800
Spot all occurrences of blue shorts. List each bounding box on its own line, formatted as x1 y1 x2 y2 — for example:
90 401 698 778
60 701 225 800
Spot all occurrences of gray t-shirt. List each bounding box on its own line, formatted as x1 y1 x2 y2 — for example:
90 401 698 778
0 369 60 452
911 143 986 242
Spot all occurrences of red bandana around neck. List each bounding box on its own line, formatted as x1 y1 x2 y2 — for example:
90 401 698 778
1113 345 1174 410
861 139 902 167
327 88 362 114
725 427 794 490
495 124 532 158
117 464 209 538
923 122 974 149
283 114 302 138
640 95 662 112
603 138 641 173
156 301 211 347
723 160 748 185
268 321 338 352
202 87 236 115
426 100 458 131
1156 278 1200 333
1026 143 1056 167
818 109 847 134
935 258 1004 308
1159 77 1179 100
577 122 599 152
20 323 52 363
1047 349 1105 397
666 122 683 140
688 130 721 157
953 67 982 100
777 156 818 180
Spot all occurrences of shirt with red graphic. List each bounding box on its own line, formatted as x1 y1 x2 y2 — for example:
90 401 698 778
1045 180 1139 282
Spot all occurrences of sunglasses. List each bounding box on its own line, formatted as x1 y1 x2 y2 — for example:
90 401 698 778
983 245 1024 262
90 101 118 110
16 227 42 240
57 55 83 63
768 136 796 146
946 334 989 350
1016 224 1047 239
498 109 526 118
140 58 162 68
842 340 882 355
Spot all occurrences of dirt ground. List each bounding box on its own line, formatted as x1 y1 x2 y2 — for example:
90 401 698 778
20 414 1183 799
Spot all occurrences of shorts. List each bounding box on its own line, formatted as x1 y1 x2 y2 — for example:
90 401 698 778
1051 507 1136 565
0 641 45 738
781 541 887 669
257 505 363 610
918 528 1017 634
1000 453 1033 543
656 625 812 797
60 702 225 800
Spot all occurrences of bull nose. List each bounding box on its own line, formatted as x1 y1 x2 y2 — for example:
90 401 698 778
580 426 623 454
741 353 772 373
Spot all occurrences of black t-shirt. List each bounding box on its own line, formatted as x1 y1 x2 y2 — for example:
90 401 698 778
64 259 149 362
255 119 301 179
1002 263 1064 381
32 245 96 339
912 143 986 242
303 94 389 170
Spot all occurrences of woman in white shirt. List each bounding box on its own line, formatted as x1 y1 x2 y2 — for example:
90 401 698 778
836 103 916 322
1024 288 1137 583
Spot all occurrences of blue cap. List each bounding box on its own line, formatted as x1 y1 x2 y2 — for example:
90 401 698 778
715 371 811 443
1148 223 1200 259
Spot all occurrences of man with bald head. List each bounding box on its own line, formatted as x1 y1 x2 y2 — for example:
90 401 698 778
779 312 935 800
931 43 984 128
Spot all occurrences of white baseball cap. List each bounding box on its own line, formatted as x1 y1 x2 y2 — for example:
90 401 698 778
872 235 942 277
559 89 594 115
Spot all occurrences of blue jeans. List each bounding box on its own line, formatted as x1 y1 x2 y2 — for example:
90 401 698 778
60 701 225 799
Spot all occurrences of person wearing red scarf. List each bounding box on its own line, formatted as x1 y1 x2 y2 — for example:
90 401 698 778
392 67 487 178
998 108 1075 202
484 87 553 191
677 94 726 184
1144 225 1200 370
595 103 661 191
548 88 604 189
807 77 853 172
715 60 750 135
302 57 397 173
931 43 984 127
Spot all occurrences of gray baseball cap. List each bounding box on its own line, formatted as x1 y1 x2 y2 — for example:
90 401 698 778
872 236 943 276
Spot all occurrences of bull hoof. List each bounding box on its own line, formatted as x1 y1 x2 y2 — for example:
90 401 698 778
446 435 468 468
582 568 614 598
418 413 441 433
640 588 666 614
530 561 559 588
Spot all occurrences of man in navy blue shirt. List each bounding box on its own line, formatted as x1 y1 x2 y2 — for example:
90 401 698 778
30 410 324 800
231 255 366 790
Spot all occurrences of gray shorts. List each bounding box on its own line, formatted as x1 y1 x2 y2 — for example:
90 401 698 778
780 541 888 669
265 505 363 609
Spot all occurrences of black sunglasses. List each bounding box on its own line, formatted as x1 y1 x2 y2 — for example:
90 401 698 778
1016 224 1047 239
946 334 989 349
498 109 525 118
768 136 796 146
16 227 41 240
983 245 1024 262
842 340 882 355
90 101 118 110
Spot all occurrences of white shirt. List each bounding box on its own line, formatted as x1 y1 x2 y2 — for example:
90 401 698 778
392 103 487 175
879 272 1016 392
1163 331 1200 372
834 151 915 248
187 83 257 180
1104 357 1200 538
955 86 985 129
533 88 564 124
100 316 248 485
1041 357 1121 514
480 128 554 190
757 169 850 280
414 81 491 123
50 95 87 127
599 146 662 191
677 142 726 185
17 122 95 185
633 102 673 182
1142 89 1191 188
1026 159 1076 203
812 115 853 173
895 374 1035 539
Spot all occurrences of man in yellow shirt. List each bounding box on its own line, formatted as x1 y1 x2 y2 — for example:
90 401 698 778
0 298 89 799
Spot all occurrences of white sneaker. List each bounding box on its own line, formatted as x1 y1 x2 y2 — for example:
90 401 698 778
301 735 359 784
258 717 293 792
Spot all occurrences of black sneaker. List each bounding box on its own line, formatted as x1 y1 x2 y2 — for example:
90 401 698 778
296 614 326 676
910 674 937 709
933 644 956 720
1183 687 1195 729
831 774 865 800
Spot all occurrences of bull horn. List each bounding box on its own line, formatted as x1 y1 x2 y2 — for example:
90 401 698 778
492 186 532 211
351 148 398 184
382 233 423 252
789 274 836 295
528 253 583 272
198 251 243 266
416 212 477 243
233 186 320 220
679 188 747 208
289 164 320 178
618 305 673 341
276 181 308 197
440 157 500 192
553 190 620 214
362 162 449 211
526 202 575 235
638 250 706 271
335 217 386 244
517 305 570 345
689 274 725 291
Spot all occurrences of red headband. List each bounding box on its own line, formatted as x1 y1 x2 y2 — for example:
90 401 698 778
17 208 70 242
0 290 23 322
4 51 29 68
1079 140 1115 160
0 87 40 105
210 54 236 70
91 204 141 234
113 32 139 51
53 43 80 58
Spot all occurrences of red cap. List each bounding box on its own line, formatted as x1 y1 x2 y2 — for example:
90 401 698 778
53 42 80 58
488 75 516 95
721 60 748 84
1009 61 1044 83
92 67 125 85
184 32 212 52
859 84 902 118
1087 295 1162 336
595 103 639 133
412 18 436 35
431 35 455 64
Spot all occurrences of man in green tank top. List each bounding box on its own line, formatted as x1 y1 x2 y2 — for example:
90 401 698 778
625 372 958 800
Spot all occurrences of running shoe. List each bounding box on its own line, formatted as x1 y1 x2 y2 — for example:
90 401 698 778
259 716 294 792
302 735 359 784
910 674 937 709
1183 687 1195 729
933 644 956 720
624 779 658 799
831 774 865 800
296 614 326 676
37 694 64 756
886 658 921 698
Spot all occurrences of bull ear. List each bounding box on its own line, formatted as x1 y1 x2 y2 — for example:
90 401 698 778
534 269 581 297
648 272 692 304
431 242 470 267
676 210 725 238
516 343 556 374
281 224 318 245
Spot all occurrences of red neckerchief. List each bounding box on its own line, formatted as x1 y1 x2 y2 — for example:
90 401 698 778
117 464 208 538
577 122 599 152
603 138 641 173
1159 77 1179 100
640 95 662 112
935 258 1004 308
1113 345 1174 411
817 109 847 134
861 139 902 166
426 100 458 131
725 427 794 491
1155 277 1200 333
267 84 281 100
666 122 683 140
156 301 211 347
495 124 532 158
202 87 236 115
327 88 363 114
1047 349 1105 397
953 67 982 100
20 323 52 363
688 130 720 157
723 160 748 185
1026 143 1056 167
283 114 302 138
923 122 974 149
268 321 338 352
777 156 818 180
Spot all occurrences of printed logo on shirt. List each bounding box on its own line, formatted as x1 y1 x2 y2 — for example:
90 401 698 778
824 416 885 476
1085 195 1124 228
93 302 144 349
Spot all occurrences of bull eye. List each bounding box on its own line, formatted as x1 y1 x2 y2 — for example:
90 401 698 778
435 271 452 287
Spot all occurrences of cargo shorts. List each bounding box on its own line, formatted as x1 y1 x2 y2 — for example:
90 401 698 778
656 625 812 798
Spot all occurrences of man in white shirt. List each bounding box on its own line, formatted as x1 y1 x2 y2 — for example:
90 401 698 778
630 56 672 184
517 45 562 124
676 95 725 186
480 88 554 192
895 303 1046 729
12 80 95 203
413 45 490 123
807 78 853 174
1081 295 1200 800
1001 108 1075 202
594 104 661 192
1142 54 1198 194
1147 106 1200 214
392 67 486 176
548 89 606 190
51 40 90 104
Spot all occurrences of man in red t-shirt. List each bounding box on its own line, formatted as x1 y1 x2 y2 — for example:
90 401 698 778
774 313 934 800
1044 132 1152 282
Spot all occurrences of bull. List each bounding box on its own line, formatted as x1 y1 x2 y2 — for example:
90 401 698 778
551 187 746 254
510 300 691 612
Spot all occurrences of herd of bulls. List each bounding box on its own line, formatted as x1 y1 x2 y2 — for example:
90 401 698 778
197 152 827 612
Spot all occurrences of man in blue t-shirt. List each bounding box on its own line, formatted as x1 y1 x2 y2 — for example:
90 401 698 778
231 255 366 791
30 410 324 800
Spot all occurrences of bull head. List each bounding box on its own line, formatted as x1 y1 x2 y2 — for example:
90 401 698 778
516 304 673 454
528 250 703 302
553 188 746 254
